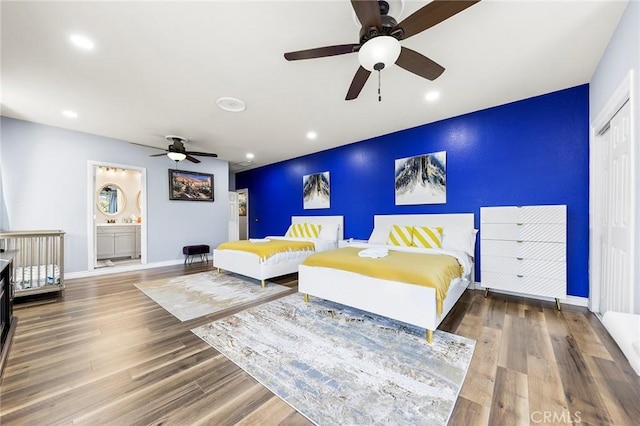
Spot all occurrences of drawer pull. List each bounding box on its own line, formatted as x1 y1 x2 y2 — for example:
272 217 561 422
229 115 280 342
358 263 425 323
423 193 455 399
516 257 523 260
516 274 524 278
516 240 523 243
516 222 524 226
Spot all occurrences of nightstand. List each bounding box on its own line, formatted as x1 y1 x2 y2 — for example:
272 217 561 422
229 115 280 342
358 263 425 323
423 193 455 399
338 239 367 248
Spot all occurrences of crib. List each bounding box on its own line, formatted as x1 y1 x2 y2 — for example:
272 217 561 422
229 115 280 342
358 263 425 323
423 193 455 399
0 230 65 297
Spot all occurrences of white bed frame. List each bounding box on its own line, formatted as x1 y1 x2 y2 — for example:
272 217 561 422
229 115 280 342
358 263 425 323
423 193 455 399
213 215 344 287
299 213 475 343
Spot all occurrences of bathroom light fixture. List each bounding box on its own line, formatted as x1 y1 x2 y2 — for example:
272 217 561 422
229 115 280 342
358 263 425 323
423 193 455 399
167 152 187 161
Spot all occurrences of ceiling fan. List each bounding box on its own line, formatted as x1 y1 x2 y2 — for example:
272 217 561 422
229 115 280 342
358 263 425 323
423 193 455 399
132 135 218 163
284 0 480 100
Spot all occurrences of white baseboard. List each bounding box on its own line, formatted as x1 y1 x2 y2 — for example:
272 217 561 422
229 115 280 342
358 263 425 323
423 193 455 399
473 282 589 308
66 259 185 280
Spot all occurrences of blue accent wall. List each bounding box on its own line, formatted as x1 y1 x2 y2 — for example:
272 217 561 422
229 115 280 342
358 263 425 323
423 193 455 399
237 85 589 298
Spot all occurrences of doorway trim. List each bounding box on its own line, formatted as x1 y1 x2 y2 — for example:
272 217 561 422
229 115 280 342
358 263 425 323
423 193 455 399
87 160 148 272
589 69 636 313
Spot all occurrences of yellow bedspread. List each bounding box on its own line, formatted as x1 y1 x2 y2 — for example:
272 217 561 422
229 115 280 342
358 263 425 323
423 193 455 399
301 247 463 315
216 239 315 262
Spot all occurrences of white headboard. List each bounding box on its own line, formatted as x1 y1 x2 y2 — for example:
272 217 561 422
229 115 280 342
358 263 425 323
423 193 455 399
292 215 344 240
374 213 474 231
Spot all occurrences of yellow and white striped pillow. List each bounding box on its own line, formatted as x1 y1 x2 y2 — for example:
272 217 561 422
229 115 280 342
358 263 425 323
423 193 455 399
286 223 320 238
387 225 413 247
412 226 443 249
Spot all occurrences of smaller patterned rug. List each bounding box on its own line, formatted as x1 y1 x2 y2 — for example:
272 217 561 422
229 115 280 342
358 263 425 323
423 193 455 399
192 294 475 425
134 271 290 321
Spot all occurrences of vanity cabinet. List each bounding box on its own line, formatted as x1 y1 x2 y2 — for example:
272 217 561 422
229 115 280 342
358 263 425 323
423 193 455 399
97 225 140 260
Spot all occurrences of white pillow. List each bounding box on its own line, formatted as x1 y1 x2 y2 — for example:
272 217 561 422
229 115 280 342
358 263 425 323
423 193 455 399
318 223 339 242
367 227 389 245
441 228 478 257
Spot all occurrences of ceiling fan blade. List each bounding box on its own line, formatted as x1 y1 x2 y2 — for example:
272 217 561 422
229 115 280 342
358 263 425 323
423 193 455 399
149 152 168 157
351 0 382 30
185 155 201 163
285 44 359 61
396 47 445 80
345 66 371 100
185 151 218 158
394 0 480 40
130 141 164 150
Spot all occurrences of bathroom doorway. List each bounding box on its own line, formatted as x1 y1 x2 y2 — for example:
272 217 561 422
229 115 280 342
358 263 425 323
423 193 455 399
87 161 147 271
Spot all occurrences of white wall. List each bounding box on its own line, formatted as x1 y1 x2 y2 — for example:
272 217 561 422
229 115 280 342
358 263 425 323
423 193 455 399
590 0 640 313
0 117 229 273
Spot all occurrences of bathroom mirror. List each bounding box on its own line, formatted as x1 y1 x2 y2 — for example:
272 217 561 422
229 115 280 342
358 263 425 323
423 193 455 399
97 183 126 215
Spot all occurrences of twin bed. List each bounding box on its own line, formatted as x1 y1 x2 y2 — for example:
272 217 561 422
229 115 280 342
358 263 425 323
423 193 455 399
214 213 476 343
213 215 344 287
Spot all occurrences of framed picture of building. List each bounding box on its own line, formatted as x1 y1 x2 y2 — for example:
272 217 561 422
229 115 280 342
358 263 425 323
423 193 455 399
168 169 214 201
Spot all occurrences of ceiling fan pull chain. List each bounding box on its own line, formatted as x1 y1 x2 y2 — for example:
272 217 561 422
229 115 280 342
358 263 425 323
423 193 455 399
378 69 382 102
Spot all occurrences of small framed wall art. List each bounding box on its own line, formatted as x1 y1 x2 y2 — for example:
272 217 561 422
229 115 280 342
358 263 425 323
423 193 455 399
303 171 330 209
394 151 446 205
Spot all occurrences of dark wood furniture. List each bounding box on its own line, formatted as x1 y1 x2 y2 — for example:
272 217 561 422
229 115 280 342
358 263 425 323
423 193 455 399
0 250 17 380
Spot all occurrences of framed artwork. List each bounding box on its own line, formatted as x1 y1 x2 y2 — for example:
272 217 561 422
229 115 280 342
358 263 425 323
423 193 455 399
303 171 330 209
394 151 446 205
168 169 214 201
238 191 247 216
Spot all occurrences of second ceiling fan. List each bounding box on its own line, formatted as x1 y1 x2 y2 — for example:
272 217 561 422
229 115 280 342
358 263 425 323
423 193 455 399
284 0 480 100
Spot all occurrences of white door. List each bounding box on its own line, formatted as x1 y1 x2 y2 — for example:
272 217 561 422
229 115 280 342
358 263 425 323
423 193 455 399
228 191 239 241
599 100 634 314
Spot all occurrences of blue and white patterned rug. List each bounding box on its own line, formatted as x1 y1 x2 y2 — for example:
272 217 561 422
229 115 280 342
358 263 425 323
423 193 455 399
134 271 290 322
192 293 475 425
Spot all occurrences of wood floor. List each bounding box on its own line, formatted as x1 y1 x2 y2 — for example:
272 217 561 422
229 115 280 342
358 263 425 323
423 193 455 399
1 264 638 425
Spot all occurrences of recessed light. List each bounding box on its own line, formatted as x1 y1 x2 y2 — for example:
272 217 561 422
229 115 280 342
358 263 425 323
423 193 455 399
306 131 318 140
246 153 255 160
69 34 95 50
216 97 246 112
425 91 440 102
62 110 78 118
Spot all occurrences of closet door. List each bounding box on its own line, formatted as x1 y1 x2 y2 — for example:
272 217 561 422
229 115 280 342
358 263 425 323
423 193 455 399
599 100 634 314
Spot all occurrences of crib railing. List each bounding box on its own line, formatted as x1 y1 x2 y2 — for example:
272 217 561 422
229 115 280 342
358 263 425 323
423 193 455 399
0 230 65 297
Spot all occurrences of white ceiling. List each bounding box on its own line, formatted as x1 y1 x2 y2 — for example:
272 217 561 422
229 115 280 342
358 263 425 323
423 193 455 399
1 0 628 171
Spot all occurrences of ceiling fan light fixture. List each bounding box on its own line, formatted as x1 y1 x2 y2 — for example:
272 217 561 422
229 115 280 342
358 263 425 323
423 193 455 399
358 36 401 72
167 152 187 161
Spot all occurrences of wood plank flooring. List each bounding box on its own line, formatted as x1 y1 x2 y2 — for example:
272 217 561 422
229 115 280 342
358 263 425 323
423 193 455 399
1 264 638 425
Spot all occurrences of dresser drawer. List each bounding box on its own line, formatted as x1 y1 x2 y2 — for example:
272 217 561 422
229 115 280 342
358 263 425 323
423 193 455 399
481 223 565 243
481 240 565 261
481 255 565 280
481 205 566 224
481 271 566 298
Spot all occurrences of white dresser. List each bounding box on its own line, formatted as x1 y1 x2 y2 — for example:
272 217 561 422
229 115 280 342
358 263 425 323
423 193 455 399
480 205 567 307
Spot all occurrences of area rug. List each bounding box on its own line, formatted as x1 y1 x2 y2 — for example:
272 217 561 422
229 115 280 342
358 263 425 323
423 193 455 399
134 271 290 321
192 294 475 425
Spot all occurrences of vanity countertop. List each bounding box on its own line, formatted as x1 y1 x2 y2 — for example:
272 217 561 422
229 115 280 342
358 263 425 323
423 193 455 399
97 223 141 227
